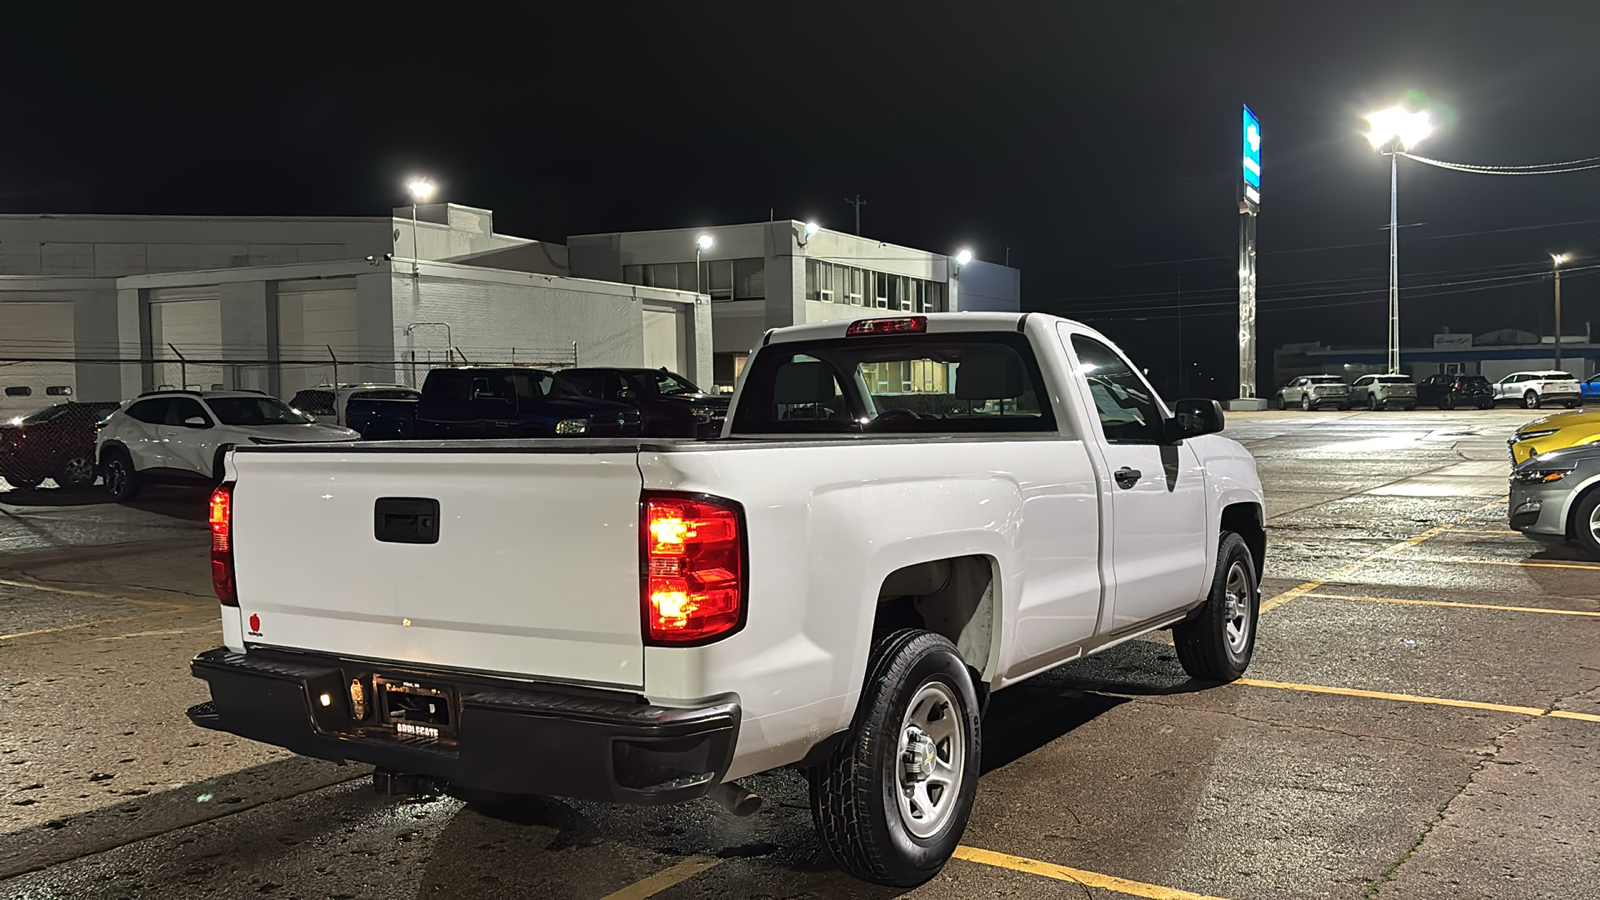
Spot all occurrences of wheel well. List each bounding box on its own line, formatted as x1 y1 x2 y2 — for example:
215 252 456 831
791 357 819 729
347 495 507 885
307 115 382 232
872 556 997 687
1221 503 1266 574
98 442 129 465
1566 481 1600 540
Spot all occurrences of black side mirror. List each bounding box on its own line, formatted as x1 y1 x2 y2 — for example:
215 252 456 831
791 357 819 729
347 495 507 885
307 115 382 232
1165 398 1225 442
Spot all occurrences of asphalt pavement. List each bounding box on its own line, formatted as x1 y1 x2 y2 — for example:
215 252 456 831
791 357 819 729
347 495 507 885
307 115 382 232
2 409 1597 899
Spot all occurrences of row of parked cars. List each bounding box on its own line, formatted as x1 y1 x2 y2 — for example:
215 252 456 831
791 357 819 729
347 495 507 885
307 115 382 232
1277 370 1595 411
0 365 727 497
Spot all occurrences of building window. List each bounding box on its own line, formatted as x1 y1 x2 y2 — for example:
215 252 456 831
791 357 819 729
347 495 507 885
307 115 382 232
734 259 764 300
805 260 819 301
845 267 864 305
874 272 889 308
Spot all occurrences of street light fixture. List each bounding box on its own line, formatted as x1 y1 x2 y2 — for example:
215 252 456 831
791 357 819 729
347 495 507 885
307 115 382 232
1364 105 1433 374
405 178 436 272
1552 253 1570 370
695 234 714 294
954 248 974 268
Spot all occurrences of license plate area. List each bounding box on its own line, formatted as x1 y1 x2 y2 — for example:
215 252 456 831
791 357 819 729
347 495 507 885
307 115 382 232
375 676 458 745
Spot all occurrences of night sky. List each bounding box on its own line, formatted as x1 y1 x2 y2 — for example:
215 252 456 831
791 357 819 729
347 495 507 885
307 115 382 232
6 2 1600 397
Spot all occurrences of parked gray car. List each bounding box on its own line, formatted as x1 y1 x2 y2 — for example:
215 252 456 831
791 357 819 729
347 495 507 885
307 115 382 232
1276 375 1350 410
1509 443 1600 558
1349 374 1417 411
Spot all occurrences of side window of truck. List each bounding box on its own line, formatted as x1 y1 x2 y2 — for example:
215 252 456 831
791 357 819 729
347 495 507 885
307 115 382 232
1068 334 1166 444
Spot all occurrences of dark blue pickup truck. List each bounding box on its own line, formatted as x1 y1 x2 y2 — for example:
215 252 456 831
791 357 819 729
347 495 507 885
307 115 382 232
345 367 641 440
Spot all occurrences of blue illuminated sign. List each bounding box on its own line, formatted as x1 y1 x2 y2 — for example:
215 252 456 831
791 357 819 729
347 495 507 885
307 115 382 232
1242 105 1262 198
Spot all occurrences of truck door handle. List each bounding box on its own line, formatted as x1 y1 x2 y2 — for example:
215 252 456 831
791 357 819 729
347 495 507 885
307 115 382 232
1114 467 1142 489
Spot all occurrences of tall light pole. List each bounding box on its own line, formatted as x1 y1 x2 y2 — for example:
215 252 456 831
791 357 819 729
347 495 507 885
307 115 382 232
695 233 714 294
1552 253 1569 370
407 178 435 274
1364 106 1433 374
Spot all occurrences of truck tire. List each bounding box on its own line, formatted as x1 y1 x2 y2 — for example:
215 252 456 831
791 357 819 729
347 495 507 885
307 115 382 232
808 629 981 887
1174 532 1259 682
103 449 143 502
1439 393 1455 410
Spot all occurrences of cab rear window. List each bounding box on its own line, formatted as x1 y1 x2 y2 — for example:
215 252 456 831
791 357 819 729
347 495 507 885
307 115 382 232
732 333 1056 435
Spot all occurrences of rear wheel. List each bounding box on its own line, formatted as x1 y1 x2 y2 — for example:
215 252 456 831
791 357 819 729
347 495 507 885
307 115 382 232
1300 394 1312 412
104 450 143 502
1525 390 1541 409
809 630 981 887
1174 532 1259 681
1574 490 1600 559
56 453 96 490
1439 393 1455 410
4 474 42 492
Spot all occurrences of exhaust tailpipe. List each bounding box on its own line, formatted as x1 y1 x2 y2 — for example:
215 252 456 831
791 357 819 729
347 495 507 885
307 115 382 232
709 780 762 816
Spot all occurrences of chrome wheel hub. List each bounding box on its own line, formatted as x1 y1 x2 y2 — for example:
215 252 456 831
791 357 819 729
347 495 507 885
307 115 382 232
1589 505 1600 543
895 681 964 839
1222 560 1252 656
63 456 93 484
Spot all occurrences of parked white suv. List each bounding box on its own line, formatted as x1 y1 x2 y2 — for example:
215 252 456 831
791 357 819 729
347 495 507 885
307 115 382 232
1492 371 1582 409
96 390 358 500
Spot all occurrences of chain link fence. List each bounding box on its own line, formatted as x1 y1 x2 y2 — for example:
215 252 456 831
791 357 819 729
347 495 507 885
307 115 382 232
0 345 581 492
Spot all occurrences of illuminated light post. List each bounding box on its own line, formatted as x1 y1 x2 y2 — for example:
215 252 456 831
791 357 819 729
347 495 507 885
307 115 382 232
695 233 714 294
1364 105 1433 373
1551 253 1569 370
407 178 435 274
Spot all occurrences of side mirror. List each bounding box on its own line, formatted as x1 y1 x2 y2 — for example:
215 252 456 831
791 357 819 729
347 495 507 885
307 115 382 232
183 416 210 429
1166 398 1224 442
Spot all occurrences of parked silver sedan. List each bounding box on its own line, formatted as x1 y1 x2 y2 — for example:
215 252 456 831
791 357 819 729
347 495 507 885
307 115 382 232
1276 375 1350 411
1509 442 1600 558
1349 374 1417 411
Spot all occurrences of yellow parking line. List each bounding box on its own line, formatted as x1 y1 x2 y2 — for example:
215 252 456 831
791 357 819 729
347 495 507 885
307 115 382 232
1448 528 1521 535
954 846 1227 900
1304 591 1600 617
1236 678 1598 723
0 576 186 610
599 856 722 900
1413 558 1600 572
1260 496 1508 614
0 612 171 641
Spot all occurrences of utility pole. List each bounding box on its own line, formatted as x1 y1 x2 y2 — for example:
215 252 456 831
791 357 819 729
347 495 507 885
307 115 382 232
1176 275 1184 398
845 195 866 235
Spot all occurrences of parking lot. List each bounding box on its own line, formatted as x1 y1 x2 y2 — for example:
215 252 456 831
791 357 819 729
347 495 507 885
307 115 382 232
2 408 1597 899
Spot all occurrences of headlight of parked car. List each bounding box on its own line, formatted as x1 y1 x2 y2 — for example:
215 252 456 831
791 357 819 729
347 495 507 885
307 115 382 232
1515 429 1560 441
1512 467 1574 484
555 418 589 435
691 405 722 422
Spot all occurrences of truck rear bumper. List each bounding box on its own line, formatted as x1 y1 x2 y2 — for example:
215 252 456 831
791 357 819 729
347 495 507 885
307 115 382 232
187 647 739 805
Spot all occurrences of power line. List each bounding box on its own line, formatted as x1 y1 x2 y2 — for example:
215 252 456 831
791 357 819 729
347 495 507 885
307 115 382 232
1401 151 1600 175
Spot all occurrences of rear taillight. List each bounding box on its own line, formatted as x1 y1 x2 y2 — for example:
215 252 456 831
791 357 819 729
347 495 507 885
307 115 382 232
210 484 237 606
641 492 744 645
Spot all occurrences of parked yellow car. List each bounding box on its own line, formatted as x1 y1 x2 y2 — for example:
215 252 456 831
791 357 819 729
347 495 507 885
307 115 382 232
1509 409 1600 464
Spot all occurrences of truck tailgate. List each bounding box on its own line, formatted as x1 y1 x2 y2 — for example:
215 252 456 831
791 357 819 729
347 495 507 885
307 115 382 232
230 447 645 688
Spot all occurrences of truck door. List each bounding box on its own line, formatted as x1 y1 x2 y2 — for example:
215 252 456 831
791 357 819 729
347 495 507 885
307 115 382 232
1061 330 1209 632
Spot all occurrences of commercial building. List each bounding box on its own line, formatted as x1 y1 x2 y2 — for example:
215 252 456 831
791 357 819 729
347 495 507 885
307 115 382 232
1273 327 1600 389
1 209 1014 409
570 221 1019 390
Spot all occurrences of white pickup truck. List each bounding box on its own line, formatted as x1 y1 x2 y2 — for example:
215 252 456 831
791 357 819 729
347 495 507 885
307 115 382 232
188 312 1265 886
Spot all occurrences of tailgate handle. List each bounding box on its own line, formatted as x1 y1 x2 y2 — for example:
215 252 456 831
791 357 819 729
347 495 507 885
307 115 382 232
374 497 440 544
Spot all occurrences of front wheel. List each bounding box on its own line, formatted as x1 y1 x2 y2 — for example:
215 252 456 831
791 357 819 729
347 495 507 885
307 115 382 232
1174 532 1259 681
1525 390 1541 410
1574 490 1600 559
56 453 96 490
1300 394 1312 412
809 630 981 887
1439 393 1455 410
